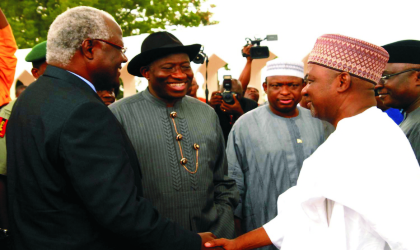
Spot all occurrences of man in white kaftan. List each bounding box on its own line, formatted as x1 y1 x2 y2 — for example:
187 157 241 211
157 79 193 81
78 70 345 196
205 34 420 250
264 107 420 249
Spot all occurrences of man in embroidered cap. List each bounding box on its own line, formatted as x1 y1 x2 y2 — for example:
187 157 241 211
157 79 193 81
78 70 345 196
205 34 420 250
226 59 324 249
110 31 239 239
375 40 420 164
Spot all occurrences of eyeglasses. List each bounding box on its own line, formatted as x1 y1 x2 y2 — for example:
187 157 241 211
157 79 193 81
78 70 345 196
91 39 127 54
381 68 420 80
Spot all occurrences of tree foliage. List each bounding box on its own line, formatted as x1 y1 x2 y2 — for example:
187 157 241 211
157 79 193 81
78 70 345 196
1 0 216 49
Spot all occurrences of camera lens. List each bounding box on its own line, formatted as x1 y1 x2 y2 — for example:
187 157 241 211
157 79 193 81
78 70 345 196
222 92 235 105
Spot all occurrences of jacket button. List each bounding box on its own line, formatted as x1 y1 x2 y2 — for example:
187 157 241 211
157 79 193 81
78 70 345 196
193 143 200 150
170 111 177 118
180 158 188 165
176 134 183 141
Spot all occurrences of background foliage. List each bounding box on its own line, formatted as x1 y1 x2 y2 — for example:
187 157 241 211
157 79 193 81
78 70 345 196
1 0 216 49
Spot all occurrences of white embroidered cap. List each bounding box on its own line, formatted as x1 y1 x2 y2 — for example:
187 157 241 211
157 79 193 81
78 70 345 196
265 59 304 79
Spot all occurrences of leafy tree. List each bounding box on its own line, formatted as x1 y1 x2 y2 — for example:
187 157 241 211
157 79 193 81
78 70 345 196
1 0 216 49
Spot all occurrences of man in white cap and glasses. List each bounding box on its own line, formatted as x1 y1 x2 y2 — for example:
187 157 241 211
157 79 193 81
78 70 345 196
205 34 420 250
226 59 324 249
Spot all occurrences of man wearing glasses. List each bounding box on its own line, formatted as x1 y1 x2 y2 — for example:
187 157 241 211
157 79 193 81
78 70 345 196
7 6 217 250
204 34 420 250
375 40 420 164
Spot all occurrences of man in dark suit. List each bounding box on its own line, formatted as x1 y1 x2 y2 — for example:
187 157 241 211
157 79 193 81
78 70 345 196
6 6 216 250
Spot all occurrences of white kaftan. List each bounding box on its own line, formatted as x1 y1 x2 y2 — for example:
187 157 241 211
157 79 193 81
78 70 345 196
263 107 420 250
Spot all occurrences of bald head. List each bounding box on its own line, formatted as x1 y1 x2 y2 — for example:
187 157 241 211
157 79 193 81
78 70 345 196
302 64 376 126
231 79 243 99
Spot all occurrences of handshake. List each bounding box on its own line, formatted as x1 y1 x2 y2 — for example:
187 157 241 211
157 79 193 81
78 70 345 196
199 232 237 250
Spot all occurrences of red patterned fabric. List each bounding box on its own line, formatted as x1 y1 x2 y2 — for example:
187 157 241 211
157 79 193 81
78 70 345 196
308 34 389 84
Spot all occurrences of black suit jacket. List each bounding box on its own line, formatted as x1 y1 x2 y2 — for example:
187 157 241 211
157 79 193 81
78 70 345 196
6 66 201 250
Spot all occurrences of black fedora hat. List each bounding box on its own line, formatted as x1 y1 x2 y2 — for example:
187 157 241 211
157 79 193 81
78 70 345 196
127 31 201 77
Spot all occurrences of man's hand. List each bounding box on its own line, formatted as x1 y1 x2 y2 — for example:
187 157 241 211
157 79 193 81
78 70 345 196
205 238 238 250
209 91 223 108
242 45 253 62
205 227 272 250
220 94 244 116
199 232 218 250
0 9 9 29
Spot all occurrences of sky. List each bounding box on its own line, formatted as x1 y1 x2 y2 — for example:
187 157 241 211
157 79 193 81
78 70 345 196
13 0 420 97
173 0 420 97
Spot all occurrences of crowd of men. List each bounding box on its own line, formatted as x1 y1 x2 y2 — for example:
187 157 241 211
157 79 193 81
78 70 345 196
0 6 419 250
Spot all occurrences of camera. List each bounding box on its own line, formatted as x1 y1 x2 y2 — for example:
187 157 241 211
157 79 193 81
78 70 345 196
242 35 278 59
216 75 235 105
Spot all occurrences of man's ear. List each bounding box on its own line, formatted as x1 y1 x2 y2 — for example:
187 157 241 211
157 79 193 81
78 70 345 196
414 71 420 86
140 66 150 79
262 82 267 94
31 68 39 79
336 72 351 93
80 39 94 60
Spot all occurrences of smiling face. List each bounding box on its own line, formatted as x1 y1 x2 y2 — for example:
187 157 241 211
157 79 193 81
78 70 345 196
90 16 127 91
263 75 304 118
375 63 420 112
141 53 193 106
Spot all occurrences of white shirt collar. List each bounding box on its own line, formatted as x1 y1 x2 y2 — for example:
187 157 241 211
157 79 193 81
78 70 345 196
67 71 97 92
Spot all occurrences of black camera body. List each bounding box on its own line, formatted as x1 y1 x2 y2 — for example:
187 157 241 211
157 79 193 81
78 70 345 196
242 35 278 59
193 46 207 64
249 46 269 59
216 75 235 105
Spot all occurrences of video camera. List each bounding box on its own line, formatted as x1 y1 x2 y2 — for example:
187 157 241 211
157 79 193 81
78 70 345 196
215 75 235 105
242 35 278 59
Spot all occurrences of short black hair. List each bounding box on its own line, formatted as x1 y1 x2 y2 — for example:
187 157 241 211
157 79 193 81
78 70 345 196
15 79 24 89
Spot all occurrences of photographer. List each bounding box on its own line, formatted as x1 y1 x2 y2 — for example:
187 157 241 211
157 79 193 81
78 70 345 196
209 78 258 144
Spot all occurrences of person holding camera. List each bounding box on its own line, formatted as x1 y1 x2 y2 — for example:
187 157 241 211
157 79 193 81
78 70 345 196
209 78 258 144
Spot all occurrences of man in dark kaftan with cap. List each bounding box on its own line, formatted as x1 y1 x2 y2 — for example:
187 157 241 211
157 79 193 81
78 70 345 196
110 32 239 238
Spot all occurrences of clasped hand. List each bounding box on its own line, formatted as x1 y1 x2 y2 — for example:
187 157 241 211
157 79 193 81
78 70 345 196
199 232 235 250
205 237 238 250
